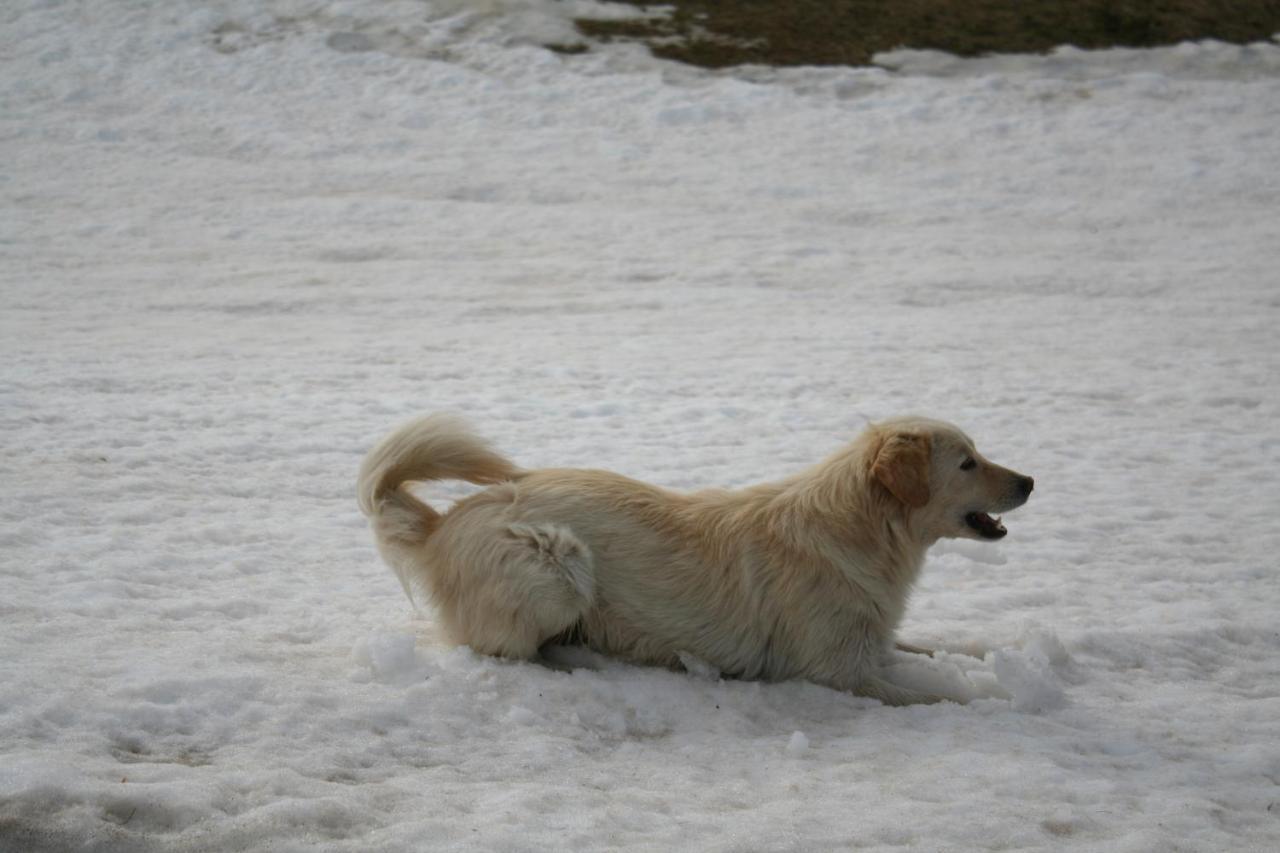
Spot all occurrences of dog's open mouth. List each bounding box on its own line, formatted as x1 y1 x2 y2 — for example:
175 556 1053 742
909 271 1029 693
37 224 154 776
965 512 1007 540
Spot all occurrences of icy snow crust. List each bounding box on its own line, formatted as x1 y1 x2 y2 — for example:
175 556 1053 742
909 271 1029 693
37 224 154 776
3 0 1280 850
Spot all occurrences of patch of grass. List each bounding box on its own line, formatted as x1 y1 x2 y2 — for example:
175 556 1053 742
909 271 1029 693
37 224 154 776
575 0 1280 68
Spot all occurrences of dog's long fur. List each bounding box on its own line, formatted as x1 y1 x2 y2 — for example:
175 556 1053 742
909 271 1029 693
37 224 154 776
358 415 1032 705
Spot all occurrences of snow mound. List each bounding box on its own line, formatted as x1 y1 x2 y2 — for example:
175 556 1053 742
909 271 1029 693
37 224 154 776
351 632 424 683
990 650 1068 713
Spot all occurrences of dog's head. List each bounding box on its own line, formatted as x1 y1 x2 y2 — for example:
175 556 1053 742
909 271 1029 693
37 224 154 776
869 418 1033 542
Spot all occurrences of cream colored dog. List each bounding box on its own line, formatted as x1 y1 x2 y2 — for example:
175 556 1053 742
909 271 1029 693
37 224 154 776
358 415 1033 705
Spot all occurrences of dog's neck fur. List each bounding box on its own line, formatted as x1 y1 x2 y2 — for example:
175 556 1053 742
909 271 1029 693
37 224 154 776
768 437 932 603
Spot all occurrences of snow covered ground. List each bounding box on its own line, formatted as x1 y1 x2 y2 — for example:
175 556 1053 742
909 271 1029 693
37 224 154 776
3 1 1280 850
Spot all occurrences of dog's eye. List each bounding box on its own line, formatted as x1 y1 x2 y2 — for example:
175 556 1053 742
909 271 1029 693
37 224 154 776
960 458 976 471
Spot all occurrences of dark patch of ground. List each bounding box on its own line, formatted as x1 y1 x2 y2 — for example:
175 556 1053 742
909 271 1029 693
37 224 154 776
567 1 1280 68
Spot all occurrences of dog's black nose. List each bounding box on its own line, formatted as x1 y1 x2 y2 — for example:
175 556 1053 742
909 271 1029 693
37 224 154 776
1019 476 1035 497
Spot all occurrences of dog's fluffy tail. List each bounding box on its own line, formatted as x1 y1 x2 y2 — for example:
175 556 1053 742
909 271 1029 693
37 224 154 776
358 414 520 601
357 415 521 604
357 414 519 519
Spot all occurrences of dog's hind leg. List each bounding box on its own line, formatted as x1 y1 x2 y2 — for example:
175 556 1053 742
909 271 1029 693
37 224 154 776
448 522 595 661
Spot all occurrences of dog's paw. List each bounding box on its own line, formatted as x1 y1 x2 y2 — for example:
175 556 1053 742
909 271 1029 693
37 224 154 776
893 641 935 657
676 651 721 681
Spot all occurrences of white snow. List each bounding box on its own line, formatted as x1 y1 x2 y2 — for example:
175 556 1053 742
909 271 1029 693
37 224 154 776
3 0 1280 850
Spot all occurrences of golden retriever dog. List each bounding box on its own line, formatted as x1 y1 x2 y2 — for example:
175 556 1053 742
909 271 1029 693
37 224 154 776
357 415 1033 705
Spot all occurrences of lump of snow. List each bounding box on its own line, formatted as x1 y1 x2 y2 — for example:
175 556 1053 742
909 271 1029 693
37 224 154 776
351 632 421 682
1018 625 1072 668
991 649 1068 713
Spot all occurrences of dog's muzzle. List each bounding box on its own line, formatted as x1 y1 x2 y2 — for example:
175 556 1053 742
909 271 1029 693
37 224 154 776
965 475 1033 540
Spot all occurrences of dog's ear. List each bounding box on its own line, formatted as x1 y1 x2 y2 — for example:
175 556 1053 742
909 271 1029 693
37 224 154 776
872 432 931 509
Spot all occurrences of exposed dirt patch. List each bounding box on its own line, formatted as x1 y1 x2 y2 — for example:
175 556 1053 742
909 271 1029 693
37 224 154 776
571 1 1280 68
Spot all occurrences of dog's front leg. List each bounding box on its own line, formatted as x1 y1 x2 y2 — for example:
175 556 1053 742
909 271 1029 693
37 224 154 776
893 641 935 657
854 674 946 707
824 637 950 706
825 661 947 706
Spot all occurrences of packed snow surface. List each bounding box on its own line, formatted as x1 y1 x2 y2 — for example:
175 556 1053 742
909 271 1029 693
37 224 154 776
3 1 1280 850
